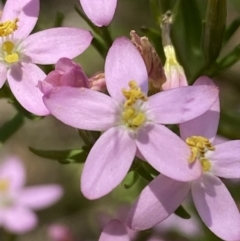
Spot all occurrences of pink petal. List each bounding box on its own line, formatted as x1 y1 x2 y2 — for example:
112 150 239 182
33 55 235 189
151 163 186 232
136 124 202 181
81 127 136 199
43 87 119 131
1 0 39 39
22 28 93 64
192 174 240 241
0 63 7 88
18 185 63 210
180 76 219 141
4 206 37 234
7 63 50 116
209 140 240 179
147 85 219 124
99 220 130 241
127 175 191 230
0 156 25 190
105 37 148 102
80 0 117 27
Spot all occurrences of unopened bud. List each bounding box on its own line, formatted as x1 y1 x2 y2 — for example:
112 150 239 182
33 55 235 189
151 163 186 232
48 224 75 241
130 30 166 95
89 72 106 92
161 11 188 90
39 58 89 95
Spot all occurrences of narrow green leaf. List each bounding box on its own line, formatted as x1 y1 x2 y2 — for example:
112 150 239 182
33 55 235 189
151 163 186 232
29 147 89 164
223 18 240 45
217 44 240 71
202 0 227 64
0 113 24 145
149 0 162 24
174 205 191 219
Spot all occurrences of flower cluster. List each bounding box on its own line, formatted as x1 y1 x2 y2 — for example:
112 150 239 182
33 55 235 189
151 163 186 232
0 0 239 241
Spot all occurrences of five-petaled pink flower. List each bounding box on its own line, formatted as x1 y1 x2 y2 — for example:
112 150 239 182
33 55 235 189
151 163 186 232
43 37 218 200
79 0 117 27
0 0 92 115
127 77 240 241
0 156 63 234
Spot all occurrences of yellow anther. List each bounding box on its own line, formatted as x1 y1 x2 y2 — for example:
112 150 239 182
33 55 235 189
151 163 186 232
201 158 211 172
0 18 18 37
2 41 19 64
122 81 148 107
0 179 9 192
186 136 215 163
121 81 147 129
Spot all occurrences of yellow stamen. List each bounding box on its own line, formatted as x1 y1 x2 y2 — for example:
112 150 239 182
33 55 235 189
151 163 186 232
0 18 18 37
2 41 19 63
121 81 147 129
201 158 211 172
0 179 9 192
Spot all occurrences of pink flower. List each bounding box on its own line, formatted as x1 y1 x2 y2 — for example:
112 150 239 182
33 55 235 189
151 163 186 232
43 37 218 200
0 157 63 234
127 77 240 241
99 220 129 241
0 0 92 115
79 0 117 27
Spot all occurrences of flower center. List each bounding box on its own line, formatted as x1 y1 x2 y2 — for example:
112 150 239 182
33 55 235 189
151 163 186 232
121 81 148 129
186 136 215 172
0 18 19 64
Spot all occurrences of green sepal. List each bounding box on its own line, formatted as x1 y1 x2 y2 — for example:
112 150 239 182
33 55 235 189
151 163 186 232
202 0 227 64
0 113 24 145
29 146 89 164
122 171 139 189
174 205 191 219
140 27 165 62
216 44 240 71
54 11 64 27
223 18 240 45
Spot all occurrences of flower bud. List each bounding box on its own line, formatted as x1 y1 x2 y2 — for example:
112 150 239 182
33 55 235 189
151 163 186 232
162 45 188 90
89 72 106 92
48 224 75 241
161 11 188 90
130 30 166 94
39 58 89 95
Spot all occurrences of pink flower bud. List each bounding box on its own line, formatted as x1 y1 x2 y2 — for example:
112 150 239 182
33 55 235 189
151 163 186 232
162 45 188 90
89 72 106 92
130 30 166 94
39 58 89 95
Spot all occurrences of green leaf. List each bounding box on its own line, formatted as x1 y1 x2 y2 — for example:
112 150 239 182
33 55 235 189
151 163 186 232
223 18 240 45
171 0 204 80
174 205 191 219
29 147 89 164
0 113 24 145
202 0 227 64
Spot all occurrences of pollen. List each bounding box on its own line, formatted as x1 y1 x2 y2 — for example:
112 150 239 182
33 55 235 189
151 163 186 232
2 41 19 63
0 18 18 37
121 81 147 129
186 136 215 172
